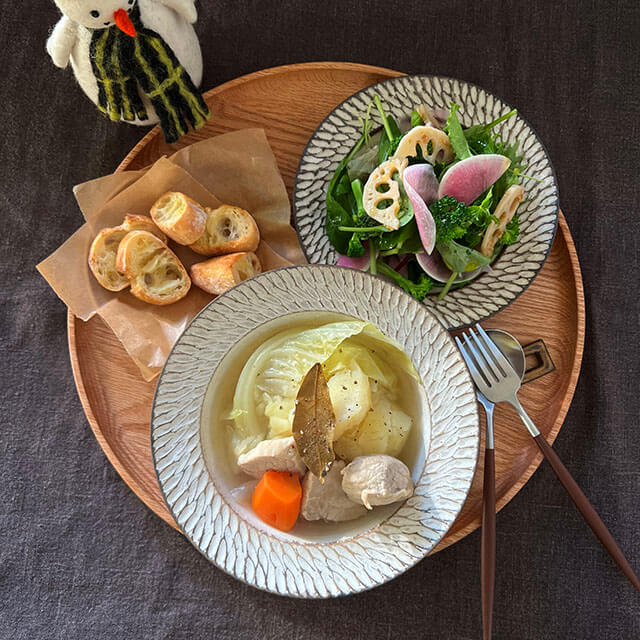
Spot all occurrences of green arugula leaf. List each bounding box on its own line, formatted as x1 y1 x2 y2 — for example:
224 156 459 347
374 95 403 164
437 239 492 273
463 109 517 143
377 219 422 253
358 101 374 146
493 138 526 202
445 104 472 160
325 133 368 254
410 109 424 127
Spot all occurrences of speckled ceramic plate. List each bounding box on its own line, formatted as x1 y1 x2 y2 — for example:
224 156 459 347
151 265 480 597
293 75 560 329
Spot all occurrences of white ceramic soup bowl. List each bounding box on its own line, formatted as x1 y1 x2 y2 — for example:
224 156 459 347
151 265 479 597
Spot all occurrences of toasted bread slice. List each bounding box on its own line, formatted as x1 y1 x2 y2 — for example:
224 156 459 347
88 227 131 291
189 205 260 256
88 215 167 291
116 231 191 305
150 192 207 245
121 214 167 243
190 252 262 295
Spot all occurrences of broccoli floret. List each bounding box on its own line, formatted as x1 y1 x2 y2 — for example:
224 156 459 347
347 233 365 257
429 196 472 243
498 216 519 246
376 261 433 301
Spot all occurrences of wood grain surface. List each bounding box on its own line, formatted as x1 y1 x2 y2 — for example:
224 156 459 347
67 63 585 551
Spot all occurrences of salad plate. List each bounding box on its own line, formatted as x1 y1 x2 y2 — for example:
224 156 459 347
293 75 560 328
151 265 480 596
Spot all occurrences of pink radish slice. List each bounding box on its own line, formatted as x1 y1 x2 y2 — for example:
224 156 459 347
416 250 451 282
403 164 438 254
403 163 439 204
417 250 484 283
438 154 511 205
432 108 449 127
337 252 370 270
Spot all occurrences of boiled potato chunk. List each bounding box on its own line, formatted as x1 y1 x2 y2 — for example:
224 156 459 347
327 364 372 439
334 390 412 461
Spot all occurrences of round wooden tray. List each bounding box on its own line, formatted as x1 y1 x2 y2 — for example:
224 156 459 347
68 62 585 554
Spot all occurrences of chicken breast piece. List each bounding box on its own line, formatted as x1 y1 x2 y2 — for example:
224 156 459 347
237 436 307 478
341 455 413 509
300 460 367 522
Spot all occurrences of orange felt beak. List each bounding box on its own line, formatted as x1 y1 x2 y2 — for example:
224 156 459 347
114 9 136 37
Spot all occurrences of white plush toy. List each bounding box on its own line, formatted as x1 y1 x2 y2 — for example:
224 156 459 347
46 0 210 142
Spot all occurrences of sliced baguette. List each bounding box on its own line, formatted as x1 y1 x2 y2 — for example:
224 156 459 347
88 227 131 291
88 215 166 291
115 231 191 305
150 192 207 245
189 205 260 256
121 214 167 243
190 252 262 295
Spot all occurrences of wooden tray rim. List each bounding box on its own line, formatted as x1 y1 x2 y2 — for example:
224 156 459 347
67 62 586 549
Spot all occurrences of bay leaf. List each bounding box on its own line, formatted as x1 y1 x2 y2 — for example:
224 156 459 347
292 363 336 482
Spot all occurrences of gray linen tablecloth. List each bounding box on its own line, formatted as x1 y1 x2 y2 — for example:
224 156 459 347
1 1 639 638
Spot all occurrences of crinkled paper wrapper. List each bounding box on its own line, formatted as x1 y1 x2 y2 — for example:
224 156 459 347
38 129 306 380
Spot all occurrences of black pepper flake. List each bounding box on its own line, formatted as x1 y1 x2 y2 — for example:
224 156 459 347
342 386 347 391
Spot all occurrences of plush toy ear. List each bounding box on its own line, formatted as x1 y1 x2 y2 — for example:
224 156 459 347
159 0 198 24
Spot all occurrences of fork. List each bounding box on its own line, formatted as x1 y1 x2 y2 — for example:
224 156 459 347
475 390 496 640
456 324 640 595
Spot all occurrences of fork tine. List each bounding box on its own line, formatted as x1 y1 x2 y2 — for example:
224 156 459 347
475 324 517 374
468 328 505 380
455 336 491 391
463 332 499 385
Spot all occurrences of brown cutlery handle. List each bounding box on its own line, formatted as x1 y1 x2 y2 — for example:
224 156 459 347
482 447 496 640
533 435 640 592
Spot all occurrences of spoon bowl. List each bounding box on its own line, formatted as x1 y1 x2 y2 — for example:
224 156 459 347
486 329 525 380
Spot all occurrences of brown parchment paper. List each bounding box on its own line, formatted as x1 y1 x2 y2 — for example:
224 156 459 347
38 129 306 380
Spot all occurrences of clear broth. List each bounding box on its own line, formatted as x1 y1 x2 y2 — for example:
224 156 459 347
200 311 430 543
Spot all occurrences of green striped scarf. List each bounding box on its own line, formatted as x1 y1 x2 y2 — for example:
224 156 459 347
89 5 210 143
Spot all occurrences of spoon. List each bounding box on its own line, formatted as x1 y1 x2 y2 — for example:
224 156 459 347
477 329 524 640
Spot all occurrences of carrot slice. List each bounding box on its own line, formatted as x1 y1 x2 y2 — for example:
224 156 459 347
251 470 302 532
